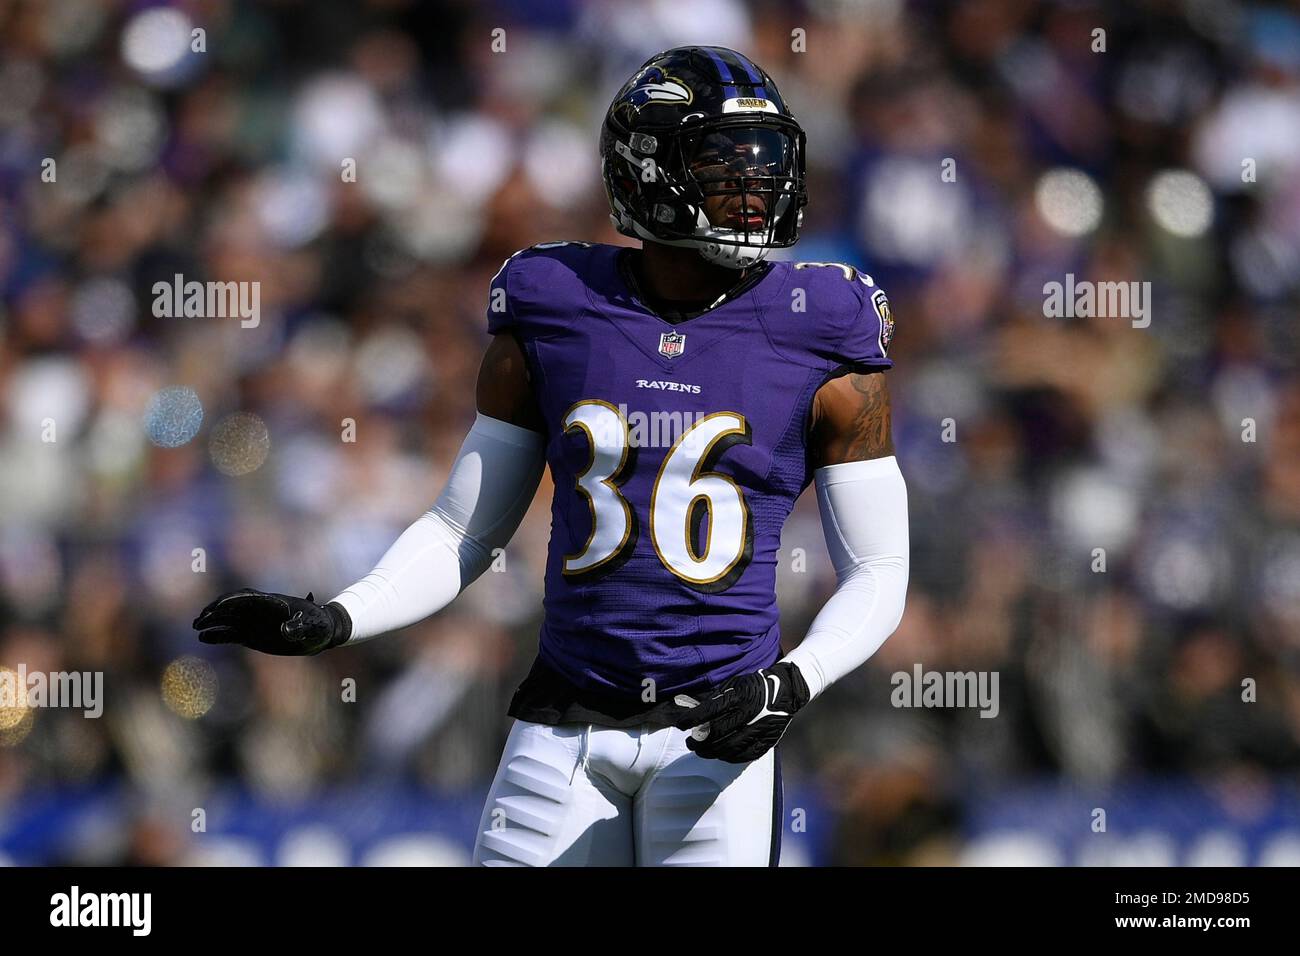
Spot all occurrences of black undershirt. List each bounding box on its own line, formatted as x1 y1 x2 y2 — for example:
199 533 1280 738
508 657 704 729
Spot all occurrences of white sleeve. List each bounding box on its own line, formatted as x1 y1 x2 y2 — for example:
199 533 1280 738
780 456 909 700
330 413 546 644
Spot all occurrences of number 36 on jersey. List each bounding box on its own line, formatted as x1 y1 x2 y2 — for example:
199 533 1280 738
561 399 753 592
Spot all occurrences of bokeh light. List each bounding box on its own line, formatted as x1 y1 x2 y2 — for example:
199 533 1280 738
161 656 218 720
1035 168 1104 236
1147 169 1214 237
144 386 204 448
209 412 271 476
0 666 34 746
120 8 194 79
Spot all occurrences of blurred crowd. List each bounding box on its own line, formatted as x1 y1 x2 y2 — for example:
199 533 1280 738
1 0 1299 865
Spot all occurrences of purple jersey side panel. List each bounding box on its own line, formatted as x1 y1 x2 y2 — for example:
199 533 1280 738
487 243 892 698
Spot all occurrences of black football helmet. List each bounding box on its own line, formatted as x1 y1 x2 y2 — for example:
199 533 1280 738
600 46 807 269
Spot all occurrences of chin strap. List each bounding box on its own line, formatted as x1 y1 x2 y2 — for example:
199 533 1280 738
619 209 772 272
696 239 770 270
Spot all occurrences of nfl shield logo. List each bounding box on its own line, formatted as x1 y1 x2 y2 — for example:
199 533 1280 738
658 331 686 358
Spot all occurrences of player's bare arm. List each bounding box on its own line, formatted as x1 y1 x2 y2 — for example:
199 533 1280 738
809 369 894 467
476 331 544 432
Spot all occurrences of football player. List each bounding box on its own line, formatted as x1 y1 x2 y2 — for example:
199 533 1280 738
194 46 909 866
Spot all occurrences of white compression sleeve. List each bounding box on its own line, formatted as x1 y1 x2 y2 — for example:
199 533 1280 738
330 413 546 644
781 456 909 700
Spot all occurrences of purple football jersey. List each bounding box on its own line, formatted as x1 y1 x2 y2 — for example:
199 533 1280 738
488 242 893 700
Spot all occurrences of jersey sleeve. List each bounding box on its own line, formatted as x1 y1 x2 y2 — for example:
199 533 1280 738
830 274 894 372
484 242 597 339
791 262 896 373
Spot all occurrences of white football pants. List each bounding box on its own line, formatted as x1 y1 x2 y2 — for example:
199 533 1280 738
472 720 782 866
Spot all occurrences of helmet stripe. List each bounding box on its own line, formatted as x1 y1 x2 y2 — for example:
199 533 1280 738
731 52 763 83
711 48 772 101
731 52 770 100
702 48 740 99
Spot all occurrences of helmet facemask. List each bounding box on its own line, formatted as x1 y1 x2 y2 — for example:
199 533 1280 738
604 116 807 270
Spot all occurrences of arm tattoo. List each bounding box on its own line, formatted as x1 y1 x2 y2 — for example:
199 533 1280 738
841 372 894 460
812 371 894 467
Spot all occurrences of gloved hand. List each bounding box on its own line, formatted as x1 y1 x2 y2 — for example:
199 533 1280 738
670 661 810 763
193 589 351 656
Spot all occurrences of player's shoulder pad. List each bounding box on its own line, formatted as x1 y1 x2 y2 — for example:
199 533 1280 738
486 241 602 336
780 260 895 372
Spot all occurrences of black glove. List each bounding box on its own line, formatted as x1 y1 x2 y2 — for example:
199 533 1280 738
670 662 810 763
193 589 352 656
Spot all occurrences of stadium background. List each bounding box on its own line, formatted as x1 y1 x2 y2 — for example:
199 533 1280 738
2 0 1299 865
